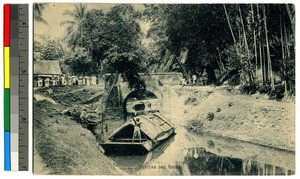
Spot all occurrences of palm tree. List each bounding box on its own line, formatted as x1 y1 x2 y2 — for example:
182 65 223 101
60 4 88 49
34 3 48 24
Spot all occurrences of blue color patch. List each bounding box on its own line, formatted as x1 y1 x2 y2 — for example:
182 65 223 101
4 131 11 171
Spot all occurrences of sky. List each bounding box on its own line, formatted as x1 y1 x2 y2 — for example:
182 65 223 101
34 3 149 41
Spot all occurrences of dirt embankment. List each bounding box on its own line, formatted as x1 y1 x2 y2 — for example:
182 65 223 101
33 84 295 174
180 86 295 151
33 86 126 175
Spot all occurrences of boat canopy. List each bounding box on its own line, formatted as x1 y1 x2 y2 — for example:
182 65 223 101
108 113 175 141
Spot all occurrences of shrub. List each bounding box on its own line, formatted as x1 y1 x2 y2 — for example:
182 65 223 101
206 112 215 121
240 83 257 95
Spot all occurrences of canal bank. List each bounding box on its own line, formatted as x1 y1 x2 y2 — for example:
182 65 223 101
172 86 295 152
107 85 294 175
33 85 295 175
109 126 294 175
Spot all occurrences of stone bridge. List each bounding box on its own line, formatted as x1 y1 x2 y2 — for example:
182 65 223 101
115 73 183 106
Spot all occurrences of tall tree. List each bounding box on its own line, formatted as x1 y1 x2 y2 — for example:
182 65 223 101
238 5 253 84
143 4 294 95
34 38 64 61
263 5 275 90
223 4 236 44
60 4 88 49
80 4 143 74
256 4 264 84
63 48 97 76
41 39 65 61
81 5 145 118
250 4 258 76
285 4 295 33
34 3 48 24
144 4 232 84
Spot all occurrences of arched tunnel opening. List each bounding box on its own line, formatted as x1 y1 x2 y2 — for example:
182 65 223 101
123 90 161 120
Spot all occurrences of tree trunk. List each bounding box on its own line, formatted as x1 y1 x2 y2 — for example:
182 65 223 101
239 6 250 55
259 41 263 83
257 5 264 84
285 4 295 33
238 19 242 46
284 20 290 59
251 4 258 79
239 5 252 84
280 15 288 93
263 5 275 90
263 43 266 83
176 49 191 84
223 4 236 44
284 19 291 92
96 73 119 115
206 67 217 85
217 47 225 73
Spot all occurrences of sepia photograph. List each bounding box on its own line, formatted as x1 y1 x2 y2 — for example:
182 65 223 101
33 3 295 175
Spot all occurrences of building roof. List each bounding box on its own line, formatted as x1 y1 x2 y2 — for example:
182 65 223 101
34 60 62 75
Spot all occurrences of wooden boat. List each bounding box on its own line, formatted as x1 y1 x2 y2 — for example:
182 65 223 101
101 113 176 154
108 135 176 174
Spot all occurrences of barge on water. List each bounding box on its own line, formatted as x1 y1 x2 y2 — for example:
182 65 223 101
101 113 176 154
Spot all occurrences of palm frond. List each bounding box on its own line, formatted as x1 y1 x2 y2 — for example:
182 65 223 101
34 4 42 15
34 15 49 25
65 26 76 35
61 3 88 49
33 3 48 25
34 3 46 16
60 20 76 26
62 10 75 17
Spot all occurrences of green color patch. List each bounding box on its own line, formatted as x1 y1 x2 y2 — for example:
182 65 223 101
4 89 10 131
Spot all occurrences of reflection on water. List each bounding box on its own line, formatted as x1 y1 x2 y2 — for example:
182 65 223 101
107 89 295 175
183 148 294 175
108 155 147 174
108 127 295 176
108 135 175 174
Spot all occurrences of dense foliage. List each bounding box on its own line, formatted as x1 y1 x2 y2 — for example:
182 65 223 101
34 3 295 97
33 40 64 61
143 4 295 96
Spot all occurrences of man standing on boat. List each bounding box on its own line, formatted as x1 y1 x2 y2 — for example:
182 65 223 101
132 117 142 143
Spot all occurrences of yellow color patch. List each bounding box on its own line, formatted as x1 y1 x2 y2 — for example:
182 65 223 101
4 47 10 88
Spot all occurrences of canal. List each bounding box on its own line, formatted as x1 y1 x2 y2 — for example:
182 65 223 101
107 125 295 175
107 86 295 175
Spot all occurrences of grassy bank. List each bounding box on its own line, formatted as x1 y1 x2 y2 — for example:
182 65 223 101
33 88 126 175
180 86 295 151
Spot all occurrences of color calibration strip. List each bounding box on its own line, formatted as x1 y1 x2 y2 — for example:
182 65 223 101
18 4 29 171
4 4 29 171
4 4 11 171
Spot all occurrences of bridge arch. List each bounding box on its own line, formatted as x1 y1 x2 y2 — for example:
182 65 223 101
120 85 163 106
118 80 163 101
122 90 157 108
117 72 182 109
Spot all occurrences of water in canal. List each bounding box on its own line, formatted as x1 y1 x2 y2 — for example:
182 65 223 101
107 87 295 175
107 126 295 175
